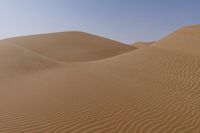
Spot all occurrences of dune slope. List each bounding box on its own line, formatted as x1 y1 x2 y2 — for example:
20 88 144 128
3 32 135 62
0 25 200 133
0 41 60 79
154 25 200 55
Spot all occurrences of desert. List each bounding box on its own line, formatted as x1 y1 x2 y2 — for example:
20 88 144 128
0 25 200 132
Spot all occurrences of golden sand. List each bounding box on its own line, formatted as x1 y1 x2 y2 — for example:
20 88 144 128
0 25 200 132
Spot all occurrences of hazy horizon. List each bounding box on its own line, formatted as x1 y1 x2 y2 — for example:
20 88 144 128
0 0 200 43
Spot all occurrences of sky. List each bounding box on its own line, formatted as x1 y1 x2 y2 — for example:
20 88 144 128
0 0 200 44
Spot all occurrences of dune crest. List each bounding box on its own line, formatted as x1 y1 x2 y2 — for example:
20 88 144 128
3 32 135 62
154 25 200 55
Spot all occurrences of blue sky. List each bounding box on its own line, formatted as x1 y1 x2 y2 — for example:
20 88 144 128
0 0 200 43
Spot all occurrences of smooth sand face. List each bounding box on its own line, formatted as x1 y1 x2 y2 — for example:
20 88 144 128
0 25 200 132
154 25 200 55
3 32 135 62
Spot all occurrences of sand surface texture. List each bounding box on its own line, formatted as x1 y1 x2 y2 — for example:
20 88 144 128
0 25 200 133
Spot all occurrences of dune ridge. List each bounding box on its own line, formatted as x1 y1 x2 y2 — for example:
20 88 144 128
3 31 135 62
154 25 200 55
0 25 200 132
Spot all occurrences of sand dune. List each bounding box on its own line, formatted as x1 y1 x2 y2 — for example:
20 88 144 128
132 41 155 48
154 25 200 55
0 41 60 79
3 32 135 62
0 25 200 133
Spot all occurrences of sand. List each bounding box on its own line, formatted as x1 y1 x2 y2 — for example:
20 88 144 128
132 41 156 48
0 25 200 133
3 32 135 62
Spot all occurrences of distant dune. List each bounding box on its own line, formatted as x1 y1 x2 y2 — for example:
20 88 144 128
3 32 135 62
132 41 156 48
0 25 200 133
